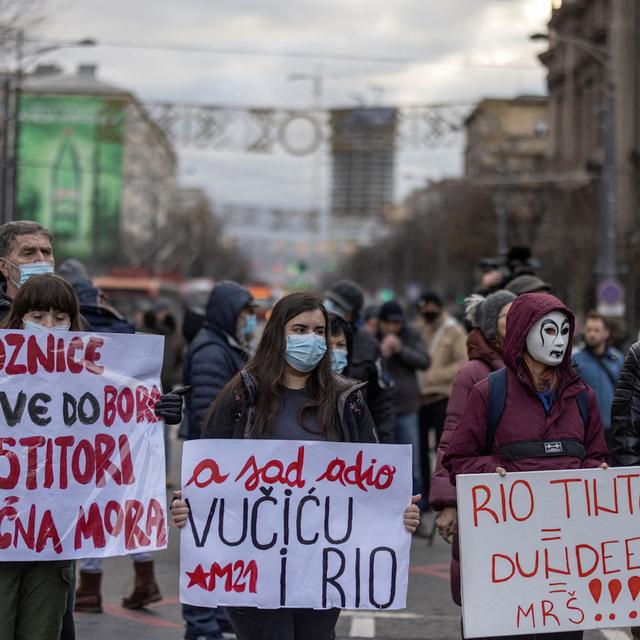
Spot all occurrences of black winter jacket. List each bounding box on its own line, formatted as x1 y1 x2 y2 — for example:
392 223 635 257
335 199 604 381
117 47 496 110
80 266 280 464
201 370 378 444
610 341 640 466
377 325 430 415
183 282 251 440
0 287 11 322
72 280 136 334
347 330 395 443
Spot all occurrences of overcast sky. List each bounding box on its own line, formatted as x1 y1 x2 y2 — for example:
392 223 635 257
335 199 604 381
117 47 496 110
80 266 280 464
32 0 554 212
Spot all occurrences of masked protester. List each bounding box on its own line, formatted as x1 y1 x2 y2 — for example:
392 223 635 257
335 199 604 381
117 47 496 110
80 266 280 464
59 268 166 619
0 221 55 322
328 312 353 376
429 290 515 606
324 280 395 443
0 275 182 639
414 290 467 506
443 293 608 640
376 301 430 499
170 292 421 640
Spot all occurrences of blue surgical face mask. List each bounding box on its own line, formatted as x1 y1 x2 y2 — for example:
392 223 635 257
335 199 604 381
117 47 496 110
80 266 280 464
23 319 71 332
242 314 256 339
6 260 54 288
285 333 327 373
331 349 349 374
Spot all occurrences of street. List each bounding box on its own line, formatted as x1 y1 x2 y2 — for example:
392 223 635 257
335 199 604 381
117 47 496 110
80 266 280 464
75 433 630 640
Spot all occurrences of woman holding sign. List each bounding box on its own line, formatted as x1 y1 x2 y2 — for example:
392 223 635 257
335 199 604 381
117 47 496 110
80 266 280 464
0 275 84 639
0 273 184 640
443 293 608 640
172 292 420 640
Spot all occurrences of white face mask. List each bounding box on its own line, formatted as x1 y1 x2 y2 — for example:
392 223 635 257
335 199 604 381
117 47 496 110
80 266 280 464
525 311 570 366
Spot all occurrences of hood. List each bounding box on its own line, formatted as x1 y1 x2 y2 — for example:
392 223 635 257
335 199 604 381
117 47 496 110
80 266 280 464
205 280 253 337
71 279 101 307
58 259 91 286
502 293 575 374
467 328 504 370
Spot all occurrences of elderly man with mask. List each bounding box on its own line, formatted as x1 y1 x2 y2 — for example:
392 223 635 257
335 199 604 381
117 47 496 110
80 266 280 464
0 221 55 320
443 293 608 640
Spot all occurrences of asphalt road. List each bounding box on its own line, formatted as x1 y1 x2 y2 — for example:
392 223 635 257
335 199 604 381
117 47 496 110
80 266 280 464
74 433 631 640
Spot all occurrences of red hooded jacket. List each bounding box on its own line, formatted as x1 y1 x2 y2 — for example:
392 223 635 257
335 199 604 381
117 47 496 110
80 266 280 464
429 329 505 511
430 329 505 606
443 294 608 479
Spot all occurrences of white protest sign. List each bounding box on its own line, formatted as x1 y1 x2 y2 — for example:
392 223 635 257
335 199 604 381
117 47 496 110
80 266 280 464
180 439 412 610
457 467 640 637
0 329 167 560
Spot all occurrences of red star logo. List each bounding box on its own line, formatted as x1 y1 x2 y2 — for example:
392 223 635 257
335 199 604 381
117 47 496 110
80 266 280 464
186 564 210 590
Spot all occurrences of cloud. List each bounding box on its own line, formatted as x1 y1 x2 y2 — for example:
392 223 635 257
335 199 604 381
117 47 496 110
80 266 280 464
33 0 551 209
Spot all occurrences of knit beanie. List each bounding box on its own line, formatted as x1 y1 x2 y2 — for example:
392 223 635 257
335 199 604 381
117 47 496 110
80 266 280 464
465 290 516 343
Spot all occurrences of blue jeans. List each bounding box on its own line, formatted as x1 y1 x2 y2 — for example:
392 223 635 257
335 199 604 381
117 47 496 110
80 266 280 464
394 412 422 497
80 553 151 573
182 604 233 640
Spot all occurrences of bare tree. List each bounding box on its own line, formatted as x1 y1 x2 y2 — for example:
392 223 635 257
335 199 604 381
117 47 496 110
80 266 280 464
0 0 47 70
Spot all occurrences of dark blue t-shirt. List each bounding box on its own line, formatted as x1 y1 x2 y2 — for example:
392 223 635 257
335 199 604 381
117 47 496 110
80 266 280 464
271 388 326 441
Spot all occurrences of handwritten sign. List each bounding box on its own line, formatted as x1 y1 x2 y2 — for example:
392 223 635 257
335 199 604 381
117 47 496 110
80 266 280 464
180 440 411 610
0 329 167 560
457 467 640 637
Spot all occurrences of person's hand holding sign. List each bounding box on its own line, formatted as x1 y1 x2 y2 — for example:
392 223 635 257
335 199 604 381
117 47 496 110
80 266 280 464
435 506 457 543
170 490 189 527
154 386 190 425
403 494 421 533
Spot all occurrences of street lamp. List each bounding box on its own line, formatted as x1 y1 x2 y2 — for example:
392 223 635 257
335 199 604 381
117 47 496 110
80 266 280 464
1 31 96 224
531 31 622 314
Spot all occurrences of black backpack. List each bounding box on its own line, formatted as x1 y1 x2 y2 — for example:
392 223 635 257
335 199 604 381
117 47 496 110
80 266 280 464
486 367 590 460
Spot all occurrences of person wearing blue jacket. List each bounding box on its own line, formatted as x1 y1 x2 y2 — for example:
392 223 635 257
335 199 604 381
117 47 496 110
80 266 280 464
573 310 623 445
182 280 256 640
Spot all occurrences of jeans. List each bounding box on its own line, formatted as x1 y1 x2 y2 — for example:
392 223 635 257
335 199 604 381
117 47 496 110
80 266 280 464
182 604 233 640
228 607 340 640
0 560 72 640
80 552 152 573
394 412 422 497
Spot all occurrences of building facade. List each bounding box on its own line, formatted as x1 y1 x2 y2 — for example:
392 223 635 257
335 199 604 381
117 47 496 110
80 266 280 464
464 96 550 180
329 107 397 221
16 64 176 271
538 0 640 321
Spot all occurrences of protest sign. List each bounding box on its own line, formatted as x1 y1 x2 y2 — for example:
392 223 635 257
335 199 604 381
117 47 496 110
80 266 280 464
180 440 411 610
0 329 167 560
457 467 640 637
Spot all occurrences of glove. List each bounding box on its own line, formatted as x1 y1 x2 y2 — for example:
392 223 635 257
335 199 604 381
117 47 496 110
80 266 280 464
154 386 190 425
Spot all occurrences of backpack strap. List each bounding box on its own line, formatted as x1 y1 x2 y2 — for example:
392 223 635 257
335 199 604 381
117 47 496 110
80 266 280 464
576 390 589 428
487 367 508 452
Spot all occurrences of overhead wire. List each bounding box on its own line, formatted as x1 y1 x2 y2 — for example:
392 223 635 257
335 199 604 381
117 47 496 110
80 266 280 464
24 37 542 72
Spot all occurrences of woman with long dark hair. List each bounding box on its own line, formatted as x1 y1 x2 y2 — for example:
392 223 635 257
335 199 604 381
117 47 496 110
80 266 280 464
172 292 420 640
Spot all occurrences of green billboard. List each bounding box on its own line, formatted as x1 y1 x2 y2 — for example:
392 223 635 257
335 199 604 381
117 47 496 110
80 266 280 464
16 94 125 261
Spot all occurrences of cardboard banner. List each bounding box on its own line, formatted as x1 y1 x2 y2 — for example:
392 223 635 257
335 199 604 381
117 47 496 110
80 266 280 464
180 440 412 610
457 467 640 637
0 329 167 560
